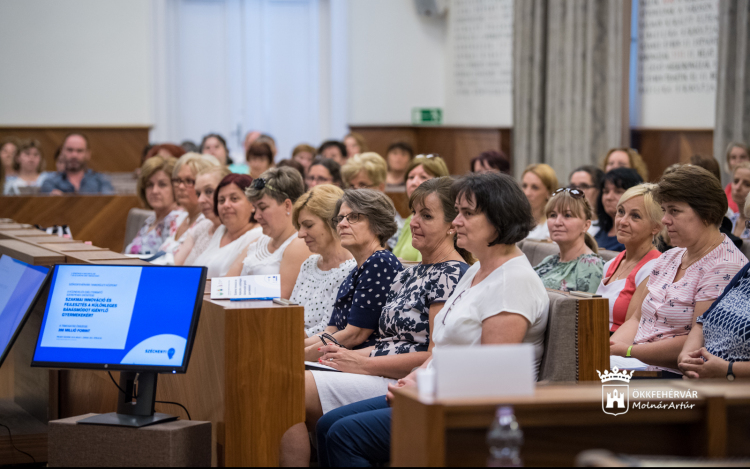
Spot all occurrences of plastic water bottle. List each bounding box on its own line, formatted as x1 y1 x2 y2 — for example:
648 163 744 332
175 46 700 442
486 406 523 467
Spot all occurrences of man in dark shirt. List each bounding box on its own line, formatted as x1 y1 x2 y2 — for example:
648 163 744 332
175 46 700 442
41 133 114 195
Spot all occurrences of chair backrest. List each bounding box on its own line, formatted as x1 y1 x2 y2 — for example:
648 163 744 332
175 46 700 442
538 290 609 382
520 239 560 267
598 249 619 262
122 208 154 252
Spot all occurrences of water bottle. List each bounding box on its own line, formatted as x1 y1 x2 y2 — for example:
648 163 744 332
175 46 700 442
486 406 524 467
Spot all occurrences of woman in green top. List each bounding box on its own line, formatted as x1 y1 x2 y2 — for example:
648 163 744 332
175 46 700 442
392 155 451 262
534 187 604 293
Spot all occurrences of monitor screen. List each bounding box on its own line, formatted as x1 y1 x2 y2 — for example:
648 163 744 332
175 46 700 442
0 255 50 368
32 264 207 373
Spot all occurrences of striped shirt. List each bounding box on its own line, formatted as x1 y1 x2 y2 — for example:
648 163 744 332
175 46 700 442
634 236 748 372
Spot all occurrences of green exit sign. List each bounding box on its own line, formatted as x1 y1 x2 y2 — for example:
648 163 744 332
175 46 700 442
412 108 443 125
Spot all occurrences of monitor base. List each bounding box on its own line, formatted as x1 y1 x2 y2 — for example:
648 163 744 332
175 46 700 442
77 412 178 428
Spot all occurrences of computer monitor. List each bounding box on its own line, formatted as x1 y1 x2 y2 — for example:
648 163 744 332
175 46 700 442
0 255 50 369
32 264 207 427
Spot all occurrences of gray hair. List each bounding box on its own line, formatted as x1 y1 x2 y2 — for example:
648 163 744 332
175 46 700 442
332 189 398 247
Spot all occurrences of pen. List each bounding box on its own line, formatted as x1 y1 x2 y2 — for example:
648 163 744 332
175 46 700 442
230 297 278 301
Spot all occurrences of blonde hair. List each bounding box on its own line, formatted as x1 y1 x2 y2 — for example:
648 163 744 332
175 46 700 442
731 161 750 177
544 190 598 253
344 132 368 153
292 144 316 158
523 163 559 195
618 183 662 228
138 155 178 209
405 155 450 182
292 185 345 235
196 164 231 180
341 152 388 188
173 152 220 179
602 148 649 181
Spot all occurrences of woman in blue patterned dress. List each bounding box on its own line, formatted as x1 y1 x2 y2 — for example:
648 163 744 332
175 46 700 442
678 261 750 380
280 178 471 467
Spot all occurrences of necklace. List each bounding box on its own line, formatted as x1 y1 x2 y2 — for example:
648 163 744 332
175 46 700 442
679 236 722 271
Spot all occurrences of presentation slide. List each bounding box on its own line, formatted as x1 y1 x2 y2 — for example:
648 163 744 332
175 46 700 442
33 265 204 368
0 256 49 357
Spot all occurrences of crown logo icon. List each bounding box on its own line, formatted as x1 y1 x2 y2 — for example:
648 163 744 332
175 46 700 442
597 367 635 383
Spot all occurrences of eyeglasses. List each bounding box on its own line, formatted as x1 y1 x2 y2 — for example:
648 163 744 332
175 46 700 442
252 177 291 199
442 289 468 325
572 183 593 190
553 187 585 199
319 332 347 349
305 175 333 184
331 212 365 226
172 178 196 187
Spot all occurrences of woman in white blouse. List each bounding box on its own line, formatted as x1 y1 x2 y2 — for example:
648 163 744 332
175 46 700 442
190 174 263 278
226 167 312 298
289 185 356 337
595 184 663 332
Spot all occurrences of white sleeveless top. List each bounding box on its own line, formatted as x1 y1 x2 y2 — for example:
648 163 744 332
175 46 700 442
191 225 263 278
240 232 297 276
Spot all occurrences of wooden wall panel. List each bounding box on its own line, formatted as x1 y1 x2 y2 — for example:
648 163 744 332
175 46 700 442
0 196 142 252
631 129 714 182
350 126 511 176
0 126 150 173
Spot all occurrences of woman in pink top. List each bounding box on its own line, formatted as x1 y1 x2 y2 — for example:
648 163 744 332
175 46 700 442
610 166 749 377
596 184 663 332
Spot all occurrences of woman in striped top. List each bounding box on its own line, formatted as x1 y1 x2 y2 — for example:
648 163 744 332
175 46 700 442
609 166 748 378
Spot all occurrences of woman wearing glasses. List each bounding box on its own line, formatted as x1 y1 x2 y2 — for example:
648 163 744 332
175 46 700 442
125 155 186 255
226 167 311 298
569 165 605 236
533 188 604 293
281 179 470 466
155 153 220 264
313 173 549 467
305 158 343 189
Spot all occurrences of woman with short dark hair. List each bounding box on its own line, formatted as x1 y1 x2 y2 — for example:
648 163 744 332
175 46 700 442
200 133 230 166
247 141 275 179
5 139 50 195
595 168 644 251
610 165 748 377
305 158 343 189
471 150 510 175
570 165 605 234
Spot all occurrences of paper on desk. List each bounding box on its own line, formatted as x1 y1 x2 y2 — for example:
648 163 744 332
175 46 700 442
305 361 341 372
432 344 535 399
210 275 281 300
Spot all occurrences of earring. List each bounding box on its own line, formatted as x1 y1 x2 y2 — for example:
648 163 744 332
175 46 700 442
287 212 290 216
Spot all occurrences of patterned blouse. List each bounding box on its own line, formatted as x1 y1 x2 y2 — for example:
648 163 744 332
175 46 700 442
125 210 186 255
372 260 469 357
534 253 604 293
634 236 748 372
697 263 750 362
328 250 403 349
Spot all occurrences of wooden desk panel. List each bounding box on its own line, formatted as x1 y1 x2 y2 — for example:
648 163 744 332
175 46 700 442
0 223 32 230
62 250 131 263
0 229 51 239
0 240 65 265
41 243 105 253
30 238 82 245
94 258 152 265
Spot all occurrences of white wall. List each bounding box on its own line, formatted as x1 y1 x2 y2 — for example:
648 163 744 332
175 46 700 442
348 0 447 125
0 0 152 126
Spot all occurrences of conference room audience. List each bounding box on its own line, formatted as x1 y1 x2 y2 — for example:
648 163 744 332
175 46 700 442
41 133 114 195
277 159 306 180
609 166 748 376
174 165 232 266
156 153 220 264
1 137 19 180
601 148 649 181
247 141 275 179
595 168 643 251
303 189 402 361
289 185 356 337
724 142 750 213
190 174 262 278
470 150 511 175
392 155 450 262
306 158 343 189
596 184 663 332
522 163 558 240
678 258 750 380
729 162 750 239
318 140 348 165
291 144 317 174
280 178 469 467
533 188 604 293
125 156 185 255
4 140 51 195
344 132 367 157
315 173 550 467
569 165 605 235
227 167 311 298
384 142 414 191
200 133 230 166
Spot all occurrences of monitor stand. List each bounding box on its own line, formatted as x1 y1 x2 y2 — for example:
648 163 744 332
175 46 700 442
77 372 177 428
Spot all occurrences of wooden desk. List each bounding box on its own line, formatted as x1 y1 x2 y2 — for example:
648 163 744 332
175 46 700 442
0 223 32 230
40 243 104 253
61 250 131 263
56 296 305 467
0 240 65 265
0 228 50 239
391 381 750 467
